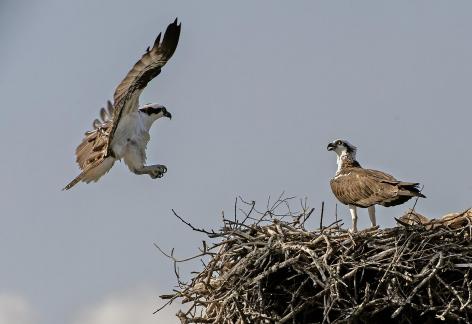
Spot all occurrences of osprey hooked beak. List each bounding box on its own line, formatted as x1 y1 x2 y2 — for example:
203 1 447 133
162 108 172 119
327 142 336 151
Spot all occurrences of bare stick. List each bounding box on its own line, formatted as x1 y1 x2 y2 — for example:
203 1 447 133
320 201 325 230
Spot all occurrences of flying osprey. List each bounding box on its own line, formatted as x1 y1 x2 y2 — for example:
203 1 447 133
64 19 181 190
327 139 425 232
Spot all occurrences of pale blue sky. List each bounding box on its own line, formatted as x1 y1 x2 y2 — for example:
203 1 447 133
1 1 471 323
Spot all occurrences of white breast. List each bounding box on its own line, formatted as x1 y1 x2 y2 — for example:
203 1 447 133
111 112 150 159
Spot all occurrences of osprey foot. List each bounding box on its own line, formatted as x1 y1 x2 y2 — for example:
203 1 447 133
149 165 167 179
348 227 358 234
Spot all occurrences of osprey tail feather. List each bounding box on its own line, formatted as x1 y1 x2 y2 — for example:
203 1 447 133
379 182 426 207
63 157 115 190
397 182 426 198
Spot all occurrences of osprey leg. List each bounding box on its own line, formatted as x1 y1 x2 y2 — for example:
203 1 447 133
133 164 167 179
349 205 358 232
368 206 376 227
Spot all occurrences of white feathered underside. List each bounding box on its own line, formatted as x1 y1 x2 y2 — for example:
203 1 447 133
111 111 151 172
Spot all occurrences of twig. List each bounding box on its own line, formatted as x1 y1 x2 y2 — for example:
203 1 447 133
320 201 325 230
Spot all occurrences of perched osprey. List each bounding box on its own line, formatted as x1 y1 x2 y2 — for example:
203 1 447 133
64 19 181 190
327 139 425 232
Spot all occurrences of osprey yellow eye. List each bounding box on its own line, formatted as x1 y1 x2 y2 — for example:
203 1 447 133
336 140 342 146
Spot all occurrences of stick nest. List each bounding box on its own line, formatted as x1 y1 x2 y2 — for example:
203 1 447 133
157 197 472 323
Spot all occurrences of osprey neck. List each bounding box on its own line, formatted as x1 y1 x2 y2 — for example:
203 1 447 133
336 153 360 173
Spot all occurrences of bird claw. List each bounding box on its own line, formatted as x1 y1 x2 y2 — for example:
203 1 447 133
150 165 167 179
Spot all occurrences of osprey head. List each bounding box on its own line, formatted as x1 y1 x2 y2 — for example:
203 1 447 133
139 103 172 119
327 139 357 156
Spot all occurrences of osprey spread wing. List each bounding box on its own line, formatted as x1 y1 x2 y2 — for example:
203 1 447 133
64 19 181 190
